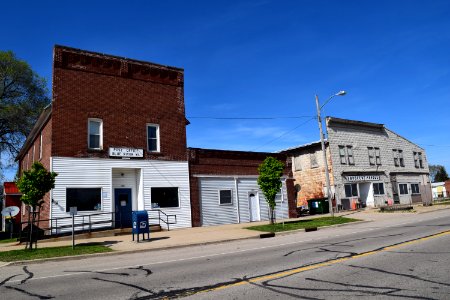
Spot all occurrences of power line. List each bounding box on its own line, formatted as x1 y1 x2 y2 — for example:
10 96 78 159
251 116 316 151
420 144 450 148
187 116 314 120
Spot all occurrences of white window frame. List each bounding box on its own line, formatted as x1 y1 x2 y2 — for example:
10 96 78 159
344 183 359 198
411 183 420 194
375 147 381 165
339 146 347 164
218 189 233 205
293 156 302 171
146 123 160 153
399 183 408 195
39 133 43 159
310 152 318 168
418 152 423 168
88 118 103 150
373 182 385 195
398 149 404 167
347 146 355 165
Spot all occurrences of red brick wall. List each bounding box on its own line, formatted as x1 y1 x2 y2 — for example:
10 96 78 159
18 119 53 226
51 46 187 161
188 148 295 226
290 145 334 207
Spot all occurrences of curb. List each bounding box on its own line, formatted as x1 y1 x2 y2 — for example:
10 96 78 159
273 220 370 237
1 235 261 266
417 206 450 214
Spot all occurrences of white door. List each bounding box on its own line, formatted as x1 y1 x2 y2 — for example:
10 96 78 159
398 183 411 204
249 193 260 222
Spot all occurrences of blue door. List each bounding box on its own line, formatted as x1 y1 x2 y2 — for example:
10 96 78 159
115 188 132 228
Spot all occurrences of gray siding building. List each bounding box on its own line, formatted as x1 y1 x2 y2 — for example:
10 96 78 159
327 117 432 209
283 117 432 210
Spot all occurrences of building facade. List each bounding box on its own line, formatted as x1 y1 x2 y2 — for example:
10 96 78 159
188 148 296 227
283 117 432 209
17 46 192 231
16 46 296 232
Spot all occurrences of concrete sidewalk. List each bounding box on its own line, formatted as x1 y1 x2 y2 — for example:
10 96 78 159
1 204 449 255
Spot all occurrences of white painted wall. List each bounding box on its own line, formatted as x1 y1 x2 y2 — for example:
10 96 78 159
51 157 191 231
198 176 288 226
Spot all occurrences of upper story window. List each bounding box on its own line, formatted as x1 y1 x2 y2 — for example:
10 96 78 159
310 152 318 168
147 124 160 152
88 118 103 150
293 156 302 171
368 147 381 166
339 145 354 165
393 149 404 167
39 133 43 159
413 151 423 168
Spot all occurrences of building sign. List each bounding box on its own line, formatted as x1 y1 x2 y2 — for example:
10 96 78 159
346 175 380 182
109 147 144 158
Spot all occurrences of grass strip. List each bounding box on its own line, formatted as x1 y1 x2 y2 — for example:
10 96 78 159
0 243 112 262
433 201 450 206
0 238 18 244
246 216 360 233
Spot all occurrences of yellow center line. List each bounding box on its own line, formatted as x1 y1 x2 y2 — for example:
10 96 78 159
197 229 450 296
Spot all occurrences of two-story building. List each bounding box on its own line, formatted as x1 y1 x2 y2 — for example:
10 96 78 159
16 46 192 230
282 117 432 210
16 46 297 232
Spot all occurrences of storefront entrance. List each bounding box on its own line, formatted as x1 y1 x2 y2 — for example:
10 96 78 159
115 188 132 228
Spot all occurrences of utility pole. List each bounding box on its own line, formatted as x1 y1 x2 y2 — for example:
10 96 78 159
315 95 334 217
314 91 346 217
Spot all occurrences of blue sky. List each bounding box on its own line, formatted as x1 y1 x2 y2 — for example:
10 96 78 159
3 0 450 180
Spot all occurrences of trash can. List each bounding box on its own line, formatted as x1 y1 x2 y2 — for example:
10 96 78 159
318 198 330 214
307 199 329 215
132 210 150 242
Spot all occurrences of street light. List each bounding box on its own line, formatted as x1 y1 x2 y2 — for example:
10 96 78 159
315 91 346 217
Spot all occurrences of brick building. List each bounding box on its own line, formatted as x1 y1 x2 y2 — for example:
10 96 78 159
188 148 296 227
16 45 296 232
282 117 432 210
16 45 192 231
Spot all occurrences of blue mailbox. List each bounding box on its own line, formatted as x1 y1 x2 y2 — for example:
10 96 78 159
132 210 150 242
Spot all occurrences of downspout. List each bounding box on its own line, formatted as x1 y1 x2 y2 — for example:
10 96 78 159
234 177 240 223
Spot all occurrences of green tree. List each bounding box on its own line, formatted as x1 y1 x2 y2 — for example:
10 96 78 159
435 165 449 182
429 164 440 182
16 162 57 250
257 157 284 224
0 50 49 179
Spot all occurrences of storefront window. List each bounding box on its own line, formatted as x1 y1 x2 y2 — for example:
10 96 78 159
399 184 408 195
66 188 102 211
373 183 385 195
411 184 420 194
151 187 179 208
344 183 358 197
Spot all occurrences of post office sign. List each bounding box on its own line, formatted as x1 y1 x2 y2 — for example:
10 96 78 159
109 147 144 158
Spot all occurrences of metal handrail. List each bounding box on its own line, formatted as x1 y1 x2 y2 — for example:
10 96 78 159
19 211 120 241
147 209 177 231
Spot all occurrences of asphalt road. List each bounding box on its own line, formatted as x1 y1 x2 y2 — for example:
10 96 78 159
1 209 449 300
